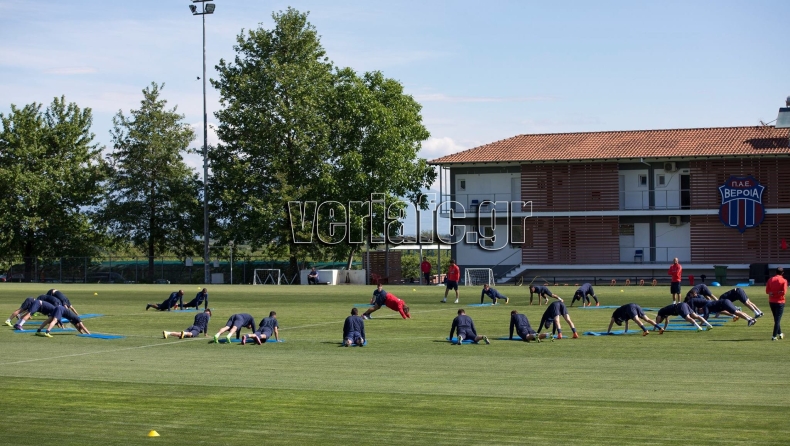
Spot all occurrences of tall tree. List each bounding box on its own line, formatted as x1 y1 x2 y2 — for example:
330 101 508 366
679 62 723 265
98 83 200 279
324 69 435 267
211 8 334 277
0 97 106 280
211 9 435 275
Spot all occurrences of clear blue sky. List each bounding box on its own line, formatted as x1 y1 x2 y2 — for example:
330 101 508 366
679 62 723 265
2 0 788 234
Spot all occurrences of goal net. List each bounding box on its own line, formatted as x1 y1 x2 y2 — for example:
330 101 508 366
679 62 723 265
253 269 282 285
465 268 495 286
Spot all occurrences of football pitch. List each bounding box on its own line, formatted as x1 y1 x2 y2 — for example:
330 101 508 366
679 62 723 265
1 283 788 445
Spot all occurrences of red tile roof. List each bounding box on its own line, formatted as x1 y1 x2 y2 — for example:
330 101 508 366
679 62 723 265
429 126 790 164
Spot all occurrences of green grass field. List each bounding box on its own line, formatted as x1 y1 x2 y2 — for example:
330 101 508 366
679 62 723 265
1 283 788 445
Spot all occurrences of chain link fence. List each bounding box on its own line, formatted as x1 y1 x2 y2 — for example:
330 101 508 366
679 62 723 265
1 256 358 285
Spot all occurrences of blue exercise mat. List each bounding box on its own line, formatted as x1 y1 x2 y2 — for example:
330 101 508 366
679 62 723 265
14 327 75 333
78 333 124 339
172 308 214 313
342 340 368 346
468 303 495 307
218 337 284 344
661 326 708 332
735 283 751 287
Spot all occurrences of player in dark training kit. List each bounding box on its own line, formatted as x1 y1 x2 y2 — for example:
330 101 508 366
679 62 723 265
529 285 563 305
509 310 550 342
343 308 366 346
146 290 184 311
607 303 663 336
5 297 36 327
46 289 78 314
481 284 509 305
537 301 578 339
718 288 764 319
687 284 717 301
449 309 490 345
162 309 212 339
181 288 209 310
213 313 256 343
705 300 757 327
570 283 599 307
243 311 281 345
655 302 712 331
37 306 90 337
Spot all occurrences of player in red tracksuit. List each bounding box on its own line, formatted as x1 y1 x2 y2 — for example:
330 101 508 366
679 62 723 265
668 258 683 304
442 259 461 304
362 284 411 319
766 267 787 341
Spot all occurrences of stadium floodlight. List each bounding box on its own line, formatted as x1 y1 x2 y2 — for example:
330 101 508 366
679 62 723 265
188 0 216 283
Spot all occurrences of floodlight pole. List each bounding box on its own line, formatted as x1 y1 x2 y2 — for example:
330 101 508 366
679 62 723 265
190 1 214 284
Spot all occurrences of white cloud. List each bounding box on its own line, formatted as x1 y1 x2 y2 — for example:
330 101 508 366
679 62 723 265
419 136 466 160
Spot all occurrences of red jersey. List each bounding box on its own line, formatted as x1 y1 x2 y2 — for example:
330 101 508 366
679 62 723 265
668 264 682 282
384 294 410 319
420 261 432 274
447 264 461 282
766 274 787 304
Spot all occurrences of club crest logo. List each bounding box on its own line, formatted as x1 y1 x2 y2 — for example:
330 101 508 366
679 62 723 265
718 175 765 233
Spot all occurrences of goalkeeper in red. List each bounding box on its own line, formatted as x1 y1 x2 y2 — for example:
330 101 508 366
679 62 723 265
362 284 411 319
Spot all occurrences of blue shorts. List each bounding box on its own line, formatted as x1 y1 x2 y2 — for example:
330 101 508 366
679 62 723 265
670 282 681 294
517 328 536 340
255 327 273 338
725 289 748 304
345 331 363 343
446 280 458 291
227 316 247 329
185 325 201 337
457 328 476 340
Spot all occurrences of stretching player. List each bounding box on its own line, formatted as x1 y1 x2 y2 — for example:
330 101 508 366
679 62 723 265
529 285 563 305
537 301 578 339
607 303 663 336
45 289 78 314
212 313 255 343
509 310 550 342
655 302 712 331
706 299 757 327
687 283 717 301
13 299 62 330
4 297 36 326
718 288 763 319
243 311 281 345
480 283 509 305
163 309 212 339
37 306 90 337
570 283 598 307
343 308 366 347
441 259 461 304
449 309 489 345
181 288 209 310
146 290 184 311
362 284 410 319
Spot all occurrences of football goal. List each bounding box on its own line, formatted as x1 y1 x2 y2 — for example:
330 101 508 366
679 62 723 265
464 268 495 286
253 269 282 285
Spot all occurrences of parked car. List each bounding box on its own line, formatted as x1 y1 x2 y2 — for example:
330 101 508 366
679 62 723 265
85 272 125 283
0 274 5 282
153 279 171 284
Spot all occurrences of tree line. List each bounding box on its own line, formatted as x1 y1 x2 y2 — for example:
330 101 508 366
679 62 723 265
0 9 435 281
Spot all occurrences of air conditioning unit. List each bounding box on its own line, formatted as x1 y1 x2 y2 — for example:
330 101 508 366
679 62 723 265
663 162 678 172
668 216 682 226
